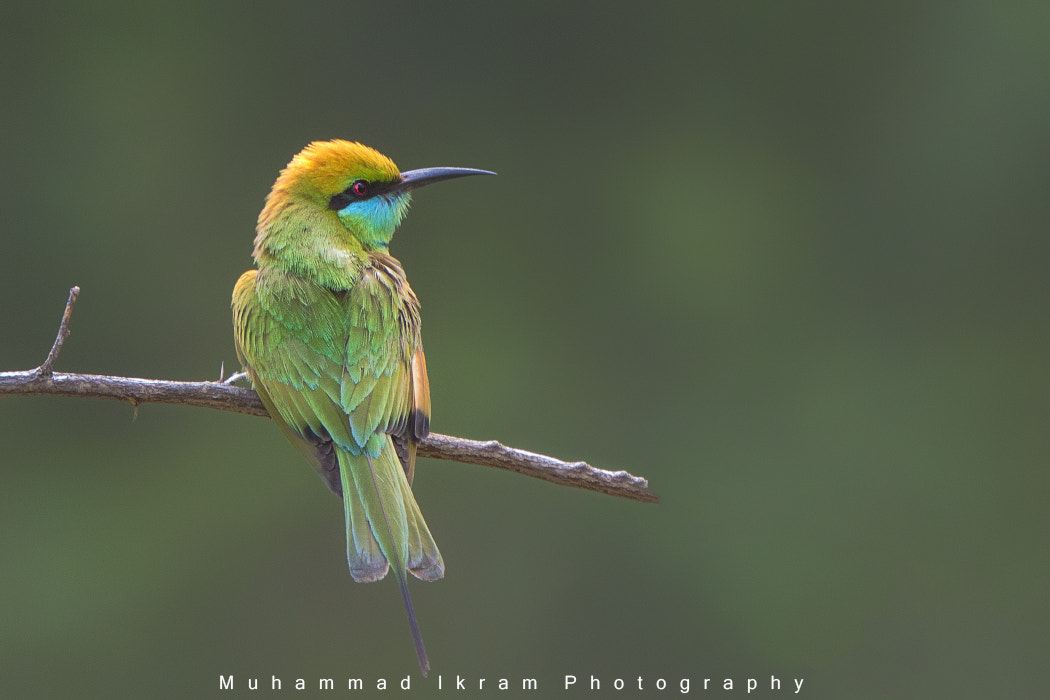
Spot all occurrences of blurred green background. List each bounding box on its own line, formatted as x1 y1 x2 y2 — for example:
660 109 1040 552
1 2 1047 698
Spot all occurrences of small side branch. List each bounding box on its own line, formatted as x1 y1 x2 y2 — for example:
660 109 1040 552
0 287 658 504
38 285 80 377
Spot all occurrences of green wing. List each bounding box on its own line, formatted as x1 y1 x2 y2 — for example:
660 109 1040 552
233 265 429 478
231 266 441 581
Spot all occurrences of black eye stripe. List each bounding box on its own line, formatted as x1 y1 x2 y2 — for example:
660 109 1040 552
327 179 397 211
328 191 354 210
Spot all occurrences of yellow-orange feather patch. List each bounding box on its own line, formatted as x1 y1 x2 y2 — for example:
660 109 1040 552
278 140 401 199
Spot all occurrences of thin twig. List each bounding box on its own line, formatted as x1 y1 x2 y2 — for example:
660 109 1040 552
37 285 80 377
223 371 248 386
1 287 658 504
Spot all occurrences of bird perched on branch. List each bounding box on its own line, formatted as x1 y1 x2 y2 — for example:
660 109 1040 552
232 140 493 675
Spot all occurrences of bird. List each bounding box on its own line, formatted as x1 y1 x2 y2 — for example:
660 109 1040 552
231 140 494 675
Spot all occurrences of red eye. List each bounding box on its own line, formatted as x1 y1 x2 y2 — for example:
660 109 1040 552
351 180 369 197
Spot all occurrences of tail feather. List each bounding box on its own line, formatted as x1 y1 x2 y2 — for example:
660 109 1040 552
342 476 388 582
399 470 444 581
337 440 442 676
393 563 429 677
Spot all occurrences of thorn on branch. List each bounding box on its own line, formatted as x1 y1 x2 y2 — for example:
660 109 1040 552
37 286 80 378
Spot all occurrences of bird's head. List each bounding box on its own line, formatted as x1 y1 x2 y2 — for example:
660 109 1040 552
258 140 493 253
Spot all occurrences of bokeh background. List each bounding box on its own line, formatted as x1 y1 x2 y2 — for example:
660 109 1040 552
1 3 1047 698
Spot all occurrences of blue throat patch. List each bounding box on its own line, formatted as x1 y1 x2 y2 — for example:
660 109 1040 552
336 193 412 249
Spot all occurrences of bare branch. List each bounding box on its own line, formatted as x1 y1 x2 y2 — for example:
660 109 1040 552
418 434 658 504
1 287 658 504
0 369 268 416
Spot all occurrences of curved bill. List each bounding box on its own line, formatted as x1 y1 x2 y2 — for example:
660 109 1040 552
397 166 497 192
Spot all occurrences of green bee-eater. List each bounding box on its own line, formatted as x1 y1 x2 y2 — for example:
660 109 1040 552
232 140 493 675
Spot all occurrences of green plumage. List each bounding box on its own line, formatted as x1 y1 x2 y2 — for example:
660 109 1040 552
231 140 493 675
234 260 439 569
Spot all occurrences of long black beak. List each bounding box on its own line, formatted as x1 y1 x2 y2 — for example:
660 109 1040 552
397 166 496 192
